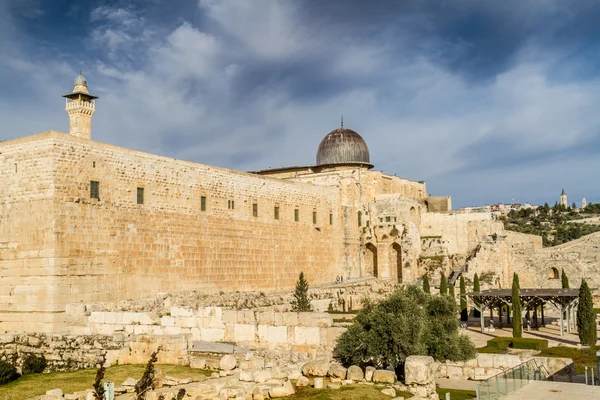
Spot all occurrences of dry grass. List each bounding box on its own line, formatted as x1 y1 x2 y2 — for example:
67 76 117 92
0 364 209 400
293 385 413 399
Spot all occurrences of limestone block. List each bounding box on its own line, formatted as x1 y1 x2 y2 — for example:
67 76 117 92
133 325 151 335
175 317 197 328
89 312 105 324
446 365 464 380
161 316 175 327
372 370 396 383
313 377 324 389
46 389 63 397
252 386 265 400
138 313 156 325
405 356 435 385
237 310 256 324
222 310 237 325
201 328 225 342
171 306 193 317
328 363 347 379
257 325 268 343
477 353 495 368
234 324 256 343
269 380 295 398
122 312 140 325
258 311 274 325
347 365 364 381
253 370 273 383
282 312 299 326
122 377 137 386
163 326 182 335
220 355 237 371
66 303 86 317
323 327 345 347
301 359 329 377
296 376 309 387
103 312 122 324
266 326 288 343
288 370 302 380
365 366 375 382
239 370 254 381
191 327 201 341
310 313 333 328
493 354 521 369
381 388 396 397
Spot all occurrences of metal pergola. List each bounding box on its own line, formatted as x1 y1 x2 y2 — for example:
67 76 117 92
463 288 581 336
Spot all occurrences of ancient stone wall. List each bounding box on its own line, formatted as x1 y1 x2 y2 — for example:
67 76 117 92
0 132 346 332
66 305 344 353
0 134 59 333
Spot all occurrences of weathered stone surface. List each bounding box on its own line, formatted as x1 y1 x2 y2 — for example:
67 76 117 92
252 386 265 400
220 354 237 371
381 388 396 397
296 376 310 387
372 370 396 383
327 383 341 389
269 380 295 398
122 377 137 386
404 355 435 385
365 366 376 382
313 377 324 389
45 389 63 397
328 362 347 379
190 357 207 369
347 365 364 381
301 359 329 377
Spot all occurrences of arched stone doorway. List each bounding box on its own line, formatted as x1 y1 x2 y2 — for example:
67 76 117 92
547 267 559 279
409 207 418 224
391 243 402 283
365 243 378 277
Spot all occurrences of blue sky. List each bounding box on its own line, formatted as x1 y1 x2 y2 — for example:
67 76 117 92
2 0 600 208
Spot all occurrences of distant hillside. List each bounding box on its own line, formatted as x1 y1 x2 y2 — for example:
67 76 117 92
502 203 600 247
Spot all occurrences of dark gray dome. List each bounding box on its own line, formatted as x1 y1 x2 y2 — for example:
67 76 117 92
316 128 371 167
74 73 87 86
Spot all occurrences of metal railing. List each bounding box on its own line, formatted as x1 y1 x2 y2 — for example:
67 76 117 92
476 359 550 400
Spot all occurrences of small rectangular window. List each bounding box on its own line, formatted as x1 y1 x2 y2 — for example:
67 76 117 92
366 220 370 227
253 203 258 217
137 187 144 205
313 211 317 224
294 209 299 222
274 206 280 220
228 200 235 210
90 181 100 200
385 216 391 222
201 196 207 211
329 213 333 225
358 211 362 227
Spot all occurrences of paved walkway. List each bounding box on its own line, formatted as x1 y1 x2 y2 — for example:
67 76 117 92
499 380 600 399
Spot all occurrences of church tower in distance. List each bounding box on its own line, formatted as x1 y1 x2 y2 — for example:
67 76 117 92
560 188 568 207
62 73 98 139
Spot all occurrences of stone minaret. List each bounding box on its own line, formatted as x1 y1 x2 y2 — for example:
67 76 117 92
560 188 567 207
62 73 98 139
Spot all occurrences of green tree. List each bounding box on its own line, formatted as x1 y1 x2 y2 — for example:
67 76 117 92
291 272 313 312
512 273 522 338
577 279 597 346
473 273 481 318
336 286 475 368
561 269 569 289
423 274 430 294
439 272 448 296
460 275 468 321
449 282 455 299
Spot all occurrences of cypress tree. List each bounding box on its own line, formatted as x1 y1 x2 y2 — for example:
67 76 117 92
512 273 522 338
423 274 430 294
460 275 468 321
577 279 597 346
439 272 448 295
473 273 481 318
291 272 313 312
449 283 455 300
561 269 569 289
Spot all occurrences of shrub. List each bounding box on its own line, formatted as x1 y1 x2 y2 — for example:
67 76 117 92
291 272 312 312
22 354 47 375
485 337 548 352
0 361 20 385
336 285 475 369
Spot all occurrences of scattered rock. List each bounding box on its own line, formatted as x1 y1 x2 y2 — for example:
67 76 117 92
45 389 63 397
327 383 341 389
64 394 78 400
313 377 324 389
296 376 310 387
210 372 220 379
190 357 207 369
269 380 296 398
220 354 237 371
381 387 396 397
252 386 265 400
404 356 435 385
122 377 137 387
301 359 330 377
347 365 364 381
328 362 347 379
253 370 273 383
373 370 396 383
365 366 375 382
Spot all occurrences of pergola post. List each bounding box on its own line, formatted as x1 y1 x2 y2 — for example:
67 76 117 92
559 304 564 336
541 304 545 326
480 305 486 333
566 304 571 333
